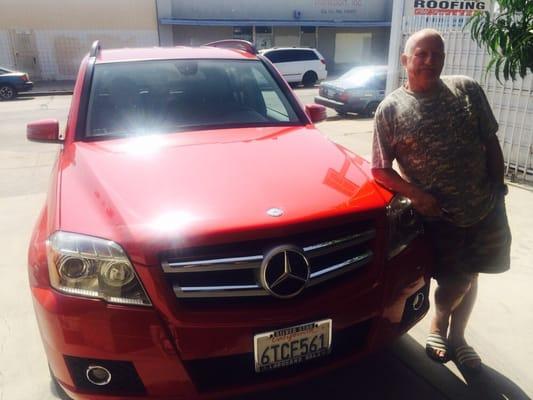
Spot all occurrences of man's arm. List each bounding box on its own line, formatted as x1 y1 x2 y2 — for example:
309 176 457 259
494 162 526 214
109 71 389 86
372 167 442 217
372 103 442 217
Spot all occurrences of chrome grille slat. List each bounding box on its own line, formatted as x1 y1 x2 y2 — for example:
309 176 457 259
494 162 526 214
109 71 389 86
174 284 267 298
162 255 263 273
162 223 376 299
309 251 373 285
303 229 375 257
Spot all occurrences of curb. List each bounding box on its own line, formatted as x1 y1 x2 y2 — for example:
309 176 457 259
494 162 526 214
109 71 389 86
19 91 73 97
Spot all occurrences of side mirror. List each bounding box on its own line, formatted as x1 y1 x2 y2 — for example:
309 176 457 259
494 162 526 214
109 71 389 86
27 119 61 143
305 104 327 124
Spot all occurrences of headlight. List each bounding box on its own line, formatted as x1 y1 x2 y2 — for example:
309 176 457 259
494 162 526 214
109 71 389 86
46 231 151 306
387 195 423 259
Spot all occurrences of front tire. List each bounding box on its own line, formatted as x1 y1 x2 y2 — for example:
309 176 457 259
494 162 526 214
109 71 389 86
363 101 380 117
0 85 16 100
49 366 72 400
301 71 317 87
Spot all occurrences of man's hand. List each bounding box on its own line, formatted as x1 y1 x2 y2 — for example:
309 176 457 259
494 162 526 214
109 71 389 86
372 167 443 217
409 190 442 217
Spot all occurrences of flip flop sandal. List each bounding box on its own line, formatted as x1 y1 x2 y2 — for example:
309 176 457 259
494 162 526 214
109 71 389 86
425 333 450 363
453 344 482 373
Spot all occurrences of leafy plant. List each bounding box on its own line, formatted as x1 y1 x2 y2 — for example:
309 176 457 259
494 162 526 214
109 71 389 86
466 0 533 81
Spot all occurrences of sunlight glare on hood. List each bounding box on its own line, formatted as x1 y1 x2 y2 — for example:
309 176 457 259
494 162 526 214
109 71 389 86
119 134 168 157
150 210 199 234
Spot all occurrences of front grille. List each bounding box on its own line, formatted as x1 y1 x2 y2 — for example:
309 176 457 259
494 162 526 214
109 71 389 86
184 318 372 392
161 220 376 299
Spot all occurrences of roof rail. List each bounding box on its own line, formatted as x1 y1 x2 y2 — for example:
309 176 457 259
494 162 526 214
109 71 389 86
90 40 101 58
204 39 257 54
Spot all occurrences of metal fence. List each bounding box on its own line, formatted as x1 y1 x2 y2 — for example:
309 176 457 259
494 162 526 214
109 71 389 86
396 16 533 182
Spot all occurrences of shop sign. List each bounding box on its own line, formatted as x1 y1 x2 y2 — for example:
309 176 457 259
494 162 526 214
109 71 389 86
406 0 492 16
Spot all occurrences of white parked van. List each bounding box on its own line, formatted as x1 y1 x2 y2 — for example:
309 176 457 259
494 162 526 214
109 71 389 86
260 48 327 87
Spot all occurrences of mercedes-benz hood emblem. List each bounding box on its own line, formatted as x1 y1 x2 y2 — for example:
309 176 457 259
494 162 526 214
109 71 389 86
267 208 284 217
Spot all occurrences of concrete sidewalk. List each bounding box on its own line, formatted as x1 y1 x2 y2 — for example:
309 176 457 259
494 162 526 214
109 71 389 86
1 94 531 400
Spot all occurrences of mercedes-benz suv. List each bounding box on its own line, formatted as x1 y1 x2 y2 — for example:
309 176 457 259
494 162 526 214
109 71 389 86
27 40 432 399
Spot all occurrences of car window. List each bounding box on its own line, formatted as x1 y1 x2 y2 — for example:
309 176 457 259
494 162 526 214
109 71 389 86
281 50 302 62
376 73 387 90
85 59 302 138
340 67 385 88
0 68 8 74
263 51 281 63
300 50 318 61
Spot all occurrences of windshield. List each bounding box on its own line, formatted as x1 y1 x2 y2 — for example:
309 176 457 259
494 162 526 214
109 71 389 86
338 67 381 87
85 59 301 138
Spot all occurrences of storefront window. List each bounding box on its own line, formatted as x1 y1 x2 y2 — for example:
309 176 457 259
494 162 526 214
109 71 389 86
300 26 317 48
233 26 252 42
255 26 272 49
300 26 316 34
334 32 372 64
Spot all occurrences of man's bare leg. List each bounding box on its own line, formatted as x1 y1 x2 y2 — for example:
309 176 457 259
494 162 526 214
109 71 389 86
448 275 480 368
429 280 472 360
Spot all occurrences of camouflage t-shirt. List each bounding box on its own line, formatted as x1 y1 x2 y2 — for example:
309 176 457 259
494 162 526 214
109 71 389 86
372 75 499 227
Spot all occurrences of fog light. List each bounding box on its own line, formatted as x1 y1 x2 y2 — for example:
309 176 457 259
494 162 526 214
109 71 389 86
412 292 425 311
86 365 112 386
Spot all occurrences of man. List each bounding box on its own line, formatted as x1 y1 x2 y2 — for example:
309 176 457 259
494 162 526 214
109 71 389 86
372 29 511 371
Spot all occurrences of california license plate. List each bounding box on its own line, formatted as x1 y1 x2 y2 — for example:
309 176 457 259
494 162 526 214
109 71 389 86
253 319 332 372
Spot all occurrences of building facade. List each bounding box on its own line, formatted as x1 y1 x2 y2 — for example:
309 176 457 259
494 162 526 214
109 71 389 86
0 0 392 80
0 0 159 80
157 0 393 73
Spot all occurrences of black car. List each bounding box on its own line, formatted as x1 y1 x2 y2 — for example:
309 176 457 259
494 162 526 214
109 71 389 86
315 65 387 116
0 67 34 100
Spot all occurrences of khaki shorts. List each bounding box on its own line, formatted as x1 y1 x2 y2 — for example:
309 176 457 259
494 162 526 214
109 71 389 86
424 199 512 286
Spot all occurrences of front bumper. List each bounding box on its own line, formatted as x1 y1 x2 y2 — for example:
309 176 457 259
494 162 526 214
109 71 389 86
32 238 432 399
314 95 367 113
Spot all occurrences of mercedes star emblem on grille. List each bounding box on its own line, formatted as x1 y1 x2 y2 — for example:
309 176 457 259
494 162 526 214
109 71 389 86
260 245 310 299
266 208 284 217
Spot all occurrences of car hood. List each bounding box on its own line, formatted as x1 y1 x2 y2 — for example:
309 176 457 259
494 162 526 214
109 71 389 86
58 126 390 263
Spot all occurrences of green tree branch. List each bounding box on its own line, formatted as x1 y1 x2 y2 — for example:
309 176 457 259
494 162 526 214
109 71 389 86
466 0 533 81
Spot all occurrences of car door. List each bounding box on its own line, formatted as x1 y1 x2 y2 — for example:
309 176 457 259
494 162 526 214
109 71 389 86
272 50 301 83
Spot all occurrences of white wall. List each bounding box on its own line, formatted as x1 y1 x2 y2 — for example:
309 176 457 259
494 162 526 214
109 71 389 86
0 29 158 80
35 30 158 80
0 31 15 69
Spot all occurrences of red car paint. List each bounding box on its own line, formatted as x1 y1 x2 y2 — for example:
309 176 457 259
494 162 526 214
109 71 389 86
28 43 432 399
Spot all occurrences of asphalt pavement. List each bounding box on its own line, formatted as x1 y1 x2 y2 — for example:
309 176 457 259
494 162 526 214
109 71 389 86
0 89 531 400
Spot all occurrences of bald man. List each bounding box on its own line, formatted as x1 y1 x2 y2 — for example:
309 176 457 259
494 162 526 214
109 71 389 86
372 29 511 371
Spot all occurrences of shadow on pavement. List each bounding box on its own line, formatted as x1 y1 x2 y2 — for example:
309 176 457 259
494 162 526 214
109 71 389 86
238 334 530 400
457 363 531 400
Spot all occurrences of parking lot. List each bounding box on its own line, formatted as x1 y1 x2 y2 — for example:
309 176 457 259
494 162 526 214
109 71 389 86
0 89 531 400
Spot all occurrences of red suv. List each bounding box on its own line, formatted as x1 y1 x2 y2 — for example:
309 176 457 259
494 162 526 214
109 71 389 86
27 40 432 399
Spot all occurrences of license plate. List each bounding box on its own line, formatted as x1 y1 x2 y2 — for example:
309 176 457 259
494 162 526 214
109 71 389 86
253 319 332 372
